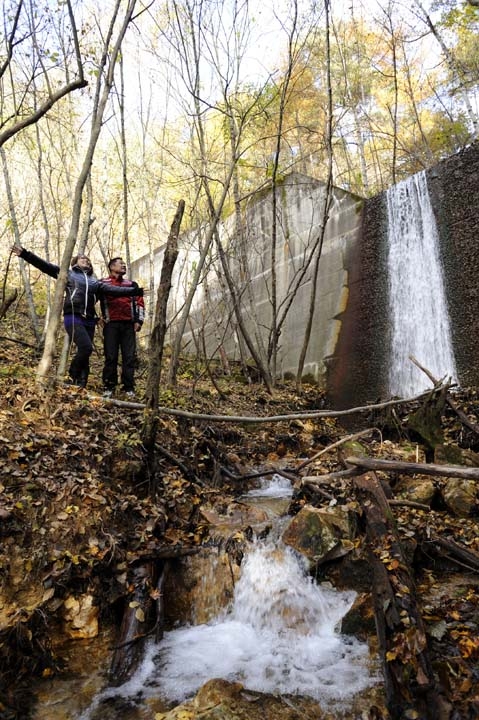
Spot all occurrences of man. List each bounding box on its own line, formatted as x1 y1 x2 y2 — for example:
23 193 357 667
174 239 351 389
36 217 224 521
100 257 145 397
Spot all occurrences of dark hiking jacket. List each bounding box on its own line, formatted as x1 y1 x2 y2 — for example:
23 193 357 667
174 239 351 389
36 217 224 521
19 249 143 319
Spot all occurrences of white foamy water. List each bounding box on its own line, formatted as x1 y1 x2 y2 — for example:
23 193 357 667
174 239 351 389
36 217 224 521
245 473 294 497
81 540 376 718
386 171 457 397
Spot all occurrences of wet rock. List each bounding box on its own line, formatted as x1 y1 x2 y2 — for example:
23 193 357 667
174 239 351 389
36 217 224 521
321 545 373 593
442 478 477 517
200 503 270 533
155 678 327 719
434 444 479 467
281 504 356 566
164 548 240 625
340 592 375 640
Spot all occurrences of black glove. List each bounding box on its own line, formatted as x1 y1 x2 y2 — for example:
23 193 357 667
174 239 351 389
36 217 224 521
135 287 144 297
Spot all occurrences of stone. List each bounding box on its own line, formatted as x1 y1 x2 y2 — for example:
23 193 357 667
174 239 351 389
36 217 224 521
340 592 376 639
395 476 436 506
442 478 477 517
281 504 356 566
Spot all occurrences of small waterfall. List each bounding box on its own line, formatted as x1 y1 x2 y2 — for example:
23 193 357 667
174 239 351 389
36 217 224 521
79 478 377 719
386 171 457 397
86 541 374 713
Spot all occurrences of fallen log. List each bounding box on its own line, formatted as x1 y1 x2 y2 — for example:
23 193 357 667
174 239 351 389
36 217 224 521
346 455 479 480
109 561 160 685
100 387 446 421
354 473 447 720
427 534 479 573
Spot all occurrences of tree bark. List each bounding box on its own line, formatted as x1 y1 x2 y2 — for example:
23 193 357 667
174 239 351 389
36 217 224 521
346 455 479 480
0 290 17 321
142 200 185 452
354 473 445 720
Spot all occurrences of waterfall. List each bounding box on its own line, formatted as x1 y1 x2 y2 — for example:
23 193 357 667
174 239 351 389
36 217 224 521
79 478 377 719
85 540 375 713
386 171 457 397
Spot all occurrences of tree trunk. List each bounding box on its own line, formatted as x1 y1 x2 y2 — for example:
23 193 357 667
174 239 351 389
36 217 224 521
354 473 446 720
142 200 185 452
0 289 17 321
2 149 42 344
109 561 159 686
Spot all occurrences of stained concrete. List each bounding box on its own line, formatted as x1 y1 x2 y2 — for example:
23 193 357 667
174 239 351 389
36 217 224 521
131 142 479 408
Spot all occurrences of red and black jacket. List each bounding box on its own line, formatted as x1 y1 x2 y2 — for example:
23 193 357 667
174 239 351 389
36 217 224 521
100 276 145 325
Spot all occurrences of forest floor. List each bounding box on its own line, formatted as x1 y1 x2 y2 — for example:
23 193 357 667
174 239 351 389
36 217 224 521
1 308 479 720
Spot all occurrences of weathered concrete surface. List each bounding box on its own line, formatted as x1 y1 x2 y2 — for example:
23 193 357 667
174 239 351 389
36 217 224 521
132 142 479 407
428 142 479 390
132 173 363 387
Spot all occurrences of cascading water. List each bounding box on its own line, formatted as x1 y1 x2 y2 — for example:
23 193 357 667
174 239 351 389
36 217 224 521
386 171 457 397
79 478 378 719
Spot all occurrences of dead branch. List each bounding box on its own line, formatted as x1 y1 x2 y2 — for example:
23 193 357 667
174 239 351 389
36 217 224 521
296 428 381 471
354 473 445 719
409 355 479 436
0 334 37 349
154 442 202 485
99 387 446 424
301 467 361 487
345 455 479 480
428 533 479 573
388 499 431 511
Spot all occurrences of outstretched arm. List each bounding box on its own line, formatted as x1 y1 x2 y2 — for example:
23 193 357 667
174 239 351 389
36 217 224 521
98 282 144 298
11 245 60 279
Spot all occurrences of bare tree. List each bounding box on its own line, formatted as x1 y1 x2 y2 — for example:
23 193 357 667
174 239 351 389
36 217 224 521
0 0 87 149
36 0 140 387
413 0 479 138
295 0 334 388
142 200 185 453
1 146 41 342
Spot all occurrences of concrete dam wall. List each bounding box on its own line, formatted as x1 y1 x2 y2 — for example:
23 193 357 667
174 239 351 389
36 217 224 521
131 142 479 407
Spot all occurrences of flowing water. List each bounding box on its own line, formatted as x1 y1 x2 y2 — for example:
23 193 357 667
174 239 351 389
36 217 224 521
386 171 457 397
78 477 377 719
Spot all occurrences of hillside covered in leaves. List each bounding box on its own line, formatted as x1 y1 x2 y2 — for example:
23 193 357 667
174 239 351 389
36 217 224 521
1 307 479 720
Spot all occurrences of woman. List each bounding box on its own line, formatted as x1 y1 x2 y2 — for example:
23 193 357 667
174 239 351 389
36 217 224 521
11 245 144 388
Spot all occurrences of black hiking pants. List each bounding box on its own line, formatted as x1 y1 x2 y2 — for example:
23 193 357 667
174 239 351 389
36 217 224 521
102 321 136 392
64 314 96 387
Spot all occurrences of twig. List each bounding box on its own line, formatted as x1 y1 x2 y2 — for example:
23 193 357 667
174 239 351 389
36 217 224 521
388 499 431 510
301 467 361 486
0 334 37 349
296 428 381 471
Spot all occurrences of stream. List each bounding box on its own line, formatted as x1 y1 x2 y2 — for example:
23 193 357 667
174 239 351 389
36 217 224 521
35 475 379 719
